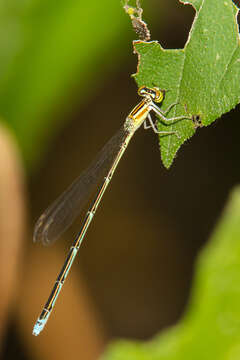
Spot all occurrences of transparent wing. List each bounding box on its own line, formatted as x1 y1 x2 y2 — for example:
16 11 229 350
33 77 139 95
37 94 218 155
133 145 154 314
34 126 127 245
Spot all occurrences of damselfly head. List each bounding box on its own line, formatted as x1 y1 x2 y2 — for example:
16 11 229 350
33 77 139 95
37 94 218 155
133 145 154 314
138 86 165 103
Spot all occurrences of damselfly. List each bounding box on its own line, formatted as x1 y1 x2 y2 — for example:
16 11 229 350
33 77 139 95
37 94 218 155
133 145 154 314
32 85 190 336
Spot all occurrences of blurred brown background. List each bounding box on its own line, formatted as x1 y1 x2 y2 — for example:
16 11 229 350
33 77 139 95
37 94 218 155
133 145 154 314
1 1 240 359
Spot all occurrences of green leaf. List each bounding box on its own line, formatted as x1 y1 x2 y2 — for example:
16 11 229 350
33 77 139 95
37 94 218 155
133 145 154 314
134 0 240 168
101 186 240 360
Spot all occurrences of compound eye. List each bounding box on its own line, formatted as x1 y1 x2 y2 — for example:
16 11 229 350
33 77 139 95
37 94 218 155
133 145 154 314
154 89 165 103
138 86 147 97
138 86 165 102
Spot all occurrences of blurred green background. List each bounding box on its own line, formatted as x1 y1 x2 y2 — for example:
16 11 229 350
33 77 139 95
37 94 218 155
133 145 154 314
1 1 240 360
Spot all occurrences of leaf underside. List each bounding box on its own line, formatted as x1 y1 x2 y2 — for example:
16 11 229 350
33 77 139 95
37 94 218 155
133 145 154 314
134 0 240 168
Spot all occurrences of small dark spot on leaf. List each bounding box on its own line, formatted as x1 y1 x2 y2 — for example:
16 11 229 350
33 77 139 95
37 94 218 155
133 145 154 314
192 115 202 129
